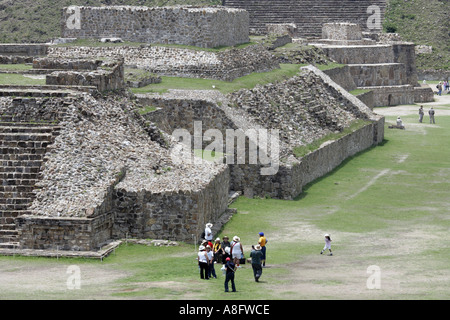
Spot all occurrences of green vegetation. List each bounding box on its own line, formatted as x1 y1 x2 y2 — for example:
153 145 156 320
0 64 33 71
130 63 303 95
315 63 346 71
0 73 45 85
349 89 372 96
136 105 157 115
383 0 450 70
293 119 371 158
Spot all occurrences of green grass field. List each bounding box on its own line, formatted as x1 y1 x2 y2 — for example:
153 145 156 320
130 64 304 95
0 101 449 300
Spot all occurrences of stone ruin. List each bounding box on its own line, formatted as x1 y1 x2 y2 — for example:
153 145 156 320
0 4 432 257
310 22 434 107
61 6 250 49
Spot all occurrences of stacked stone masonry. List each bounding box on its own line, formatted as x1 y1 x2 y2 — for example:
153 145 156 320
61 6 249 48
48 44 279 81
0 98 67 248
223 0 387 37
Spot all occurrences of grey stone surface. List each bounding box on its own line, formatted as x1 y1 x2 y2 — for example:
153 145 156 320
61 6 249 48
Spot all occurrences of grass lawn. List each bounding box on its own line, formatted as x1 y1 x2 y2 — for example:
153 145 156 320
0 64 33 71
130 64 304 95
0 103 449 301
0 73 45 86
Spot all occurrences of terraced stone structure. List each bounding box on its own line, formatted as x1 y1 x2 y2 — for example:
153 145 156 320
0 4 410 255
223 0 387 37
310 23 434 106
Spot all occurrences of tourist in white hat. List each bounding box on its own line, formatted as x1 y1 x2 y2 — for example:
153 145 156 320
230 236 244 267
250 244 263 282
197 245 209 279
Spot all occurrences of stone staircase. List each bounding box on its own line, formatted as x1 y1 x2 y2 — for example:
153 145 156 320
223 0 387 37
0 122 60 248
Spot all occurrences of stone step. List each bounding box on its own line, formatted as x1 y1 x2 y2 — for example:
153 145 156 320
0 179 38 187
0 191 35 200
0 125 60 133
224 0 386 36
0 154 43 162
0 185 35 193
0 203 31 211
0 229 19 237
0 88 73 98
0 147 47 155
0 132 54 140
0 172 40 180
0 241 20 248
0 210 31 220
0 198 33 205
0 141 51 149
0 160 43 167
0 115 67 123
0 122 61 129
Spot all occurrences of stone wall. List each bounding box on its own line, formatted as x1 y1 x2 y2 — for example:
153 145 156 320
48 44 279 81
322 65 357 91
61 6 249 48
348 63 407 87
322 23 362 41
417 69 450 82
391 43 419 86
16 213 114 251
112 166 230 242
355 90 374 109
33 57 102 70
414 86 435 103
45 58 125 92
319 45 395 64
358 85 415 107
0 44 48 56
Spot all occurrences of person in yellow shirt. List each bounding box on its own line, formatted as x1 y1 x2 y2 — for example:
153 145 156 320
258 232 268 267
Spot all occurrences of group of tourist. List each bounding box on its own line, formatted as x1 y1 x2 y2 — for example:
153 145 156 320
436 81 449 96
418 105 436 124
197 223 268 292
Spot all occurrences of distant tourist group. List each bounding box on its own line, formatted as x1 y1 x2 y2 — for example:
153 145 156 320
435 81 449 96
197 223 268 292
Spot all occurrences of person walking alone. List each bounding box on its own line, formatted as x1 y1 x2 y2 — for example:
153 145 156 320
258 232 268 267
320 234 333 256
224 257 237 292
250 244 263 282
